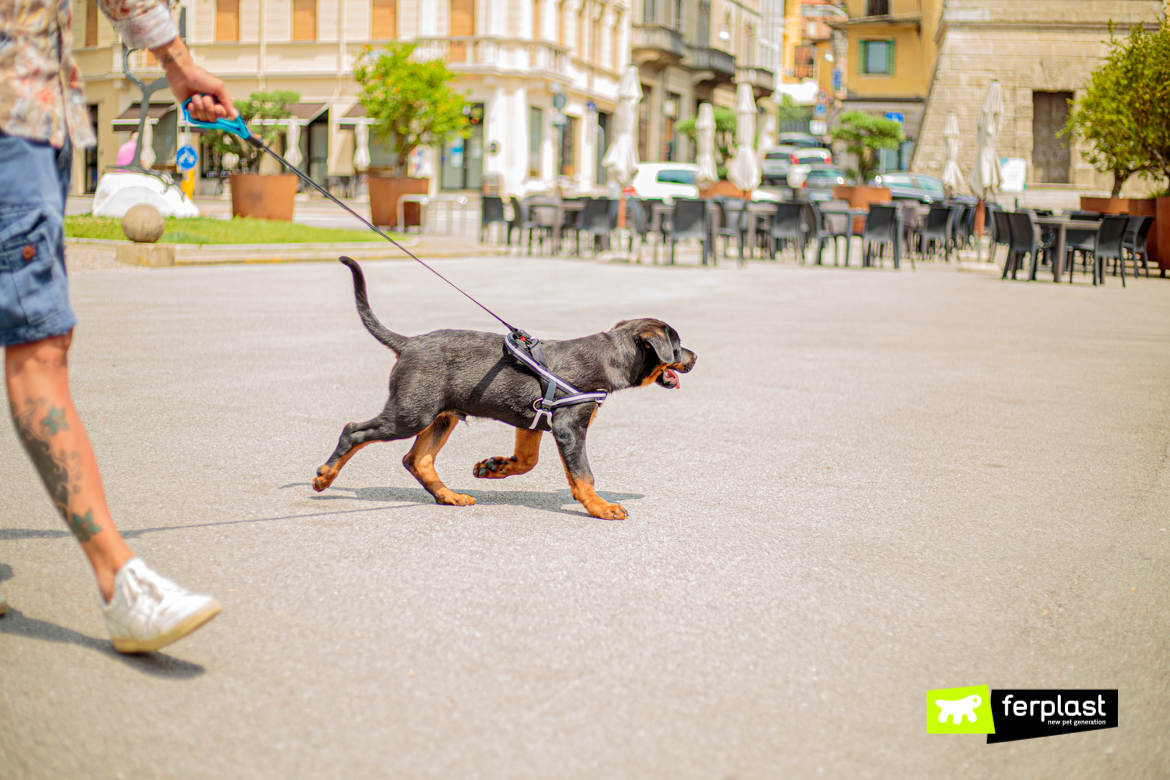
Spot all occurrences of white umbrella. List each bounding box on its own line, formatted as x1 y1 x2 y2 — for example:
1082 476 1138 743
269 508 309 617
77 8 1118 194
969 81 1003 199
757 111 776 162
353 121 371 172
284 120 303 169
695 103 719 191
727 83 761 193
139 120 155 168
942 113 963 195
222 152 239 171
602 65 643 187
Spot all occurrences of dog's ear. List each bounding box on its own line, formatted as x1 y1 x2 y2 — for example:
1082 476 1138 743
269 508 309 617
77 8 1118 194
636 324 676 366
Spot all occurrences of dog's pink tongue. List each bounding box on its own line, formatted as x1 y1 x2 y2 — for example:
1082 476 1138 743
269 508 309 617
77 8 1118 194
664 369 680 389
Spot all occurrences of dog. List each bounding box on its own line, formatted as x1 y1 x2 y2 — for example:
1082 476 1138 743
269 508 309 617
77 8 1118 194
312 257 697 520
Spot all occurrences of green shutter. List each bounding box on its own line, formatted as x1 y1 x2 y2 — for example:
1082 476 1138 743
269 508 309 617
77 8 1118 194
887 39 895 74
859 41 867 74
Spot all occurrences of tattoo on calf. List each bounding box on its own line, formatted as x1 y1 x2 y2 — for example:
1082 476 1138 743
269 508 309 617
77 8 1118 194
10 399 97 541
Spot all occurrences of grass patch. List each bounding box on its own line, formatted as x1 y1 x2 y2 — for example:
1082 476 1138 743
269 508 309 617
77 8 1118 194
65 215 397 245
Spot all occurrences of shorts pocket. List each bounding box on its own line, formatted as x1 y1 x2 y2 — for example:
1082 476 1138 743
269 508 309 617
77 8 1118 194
0 208 68 331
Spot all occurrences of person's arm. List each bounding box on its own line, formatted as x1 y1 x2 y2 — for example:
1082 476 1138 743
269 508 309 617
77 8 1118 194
95 0 236 121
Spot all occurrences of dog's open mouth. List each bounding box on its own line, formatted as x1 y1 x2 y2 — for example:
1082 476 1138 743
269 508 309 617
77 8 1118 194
658 368 681 389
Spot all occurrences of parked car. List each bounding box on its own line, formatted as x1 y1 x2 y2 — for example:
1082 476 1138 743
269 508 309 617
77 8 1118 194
631 163 780 203
799 165 848 201
871 172 947 204
760 146 801 185
786 148 835 188
776 132 826 149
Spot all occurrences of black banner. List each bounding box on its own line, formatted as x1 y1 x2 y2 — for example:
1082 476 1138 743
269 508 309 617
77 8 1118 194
987 690 1118 744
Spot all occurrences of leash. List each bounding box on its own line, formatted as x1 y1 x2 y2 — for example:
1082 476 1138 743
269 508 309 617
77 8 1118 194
182 99 605 429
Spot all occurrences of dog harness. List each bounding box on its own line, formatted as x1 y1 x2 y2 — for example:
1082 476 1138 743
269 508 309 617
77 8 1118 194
505 331 608 432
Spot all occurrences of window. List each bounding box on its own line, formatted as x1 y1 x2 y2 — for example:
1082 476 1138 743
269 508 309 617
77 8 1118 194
533 0 542 39
557 1 565 44
529 107 543 177
865 0 889 15
559 116 577 177
216 0 239 42
860 40 894 74
577 4 586 57
292 0 316 40
656 168 695 185
372 0 397 39
450 0 475 60
643 0 655 24
85 0 99 46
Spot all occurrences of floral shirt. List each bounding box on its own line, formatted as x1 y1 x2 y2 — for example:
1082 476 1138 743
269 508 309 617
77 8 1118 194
0 0 176 148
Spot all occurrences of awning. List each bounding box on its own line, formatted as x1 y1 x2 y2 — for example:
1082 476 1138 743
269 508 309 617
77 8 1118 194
288 102 328 124
338 104 366 127
112 103 174 130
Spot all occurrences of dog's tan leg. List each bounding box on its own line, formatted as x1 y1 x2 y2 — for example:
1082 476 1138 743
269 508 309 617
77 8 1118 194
403 413 475 506
558 456 628 520
473 429 543 479
313 440 371 491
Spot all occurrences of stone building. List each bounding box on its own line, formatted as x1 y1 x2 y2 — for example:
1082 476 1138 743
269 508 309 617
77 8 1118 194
70 0 633 197
911 0 1165 201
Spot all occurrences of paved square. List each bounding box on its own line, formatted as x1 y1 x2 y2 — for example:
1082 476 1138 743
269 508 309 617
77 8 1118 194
2 257 1168 777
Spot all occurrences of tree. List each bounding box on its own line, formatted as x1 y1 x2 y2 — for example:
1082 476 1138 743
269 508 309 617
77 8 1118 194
677 106 737 174
776 95 811 126
829 110 905 184
203 91 298 173
354 42 472 176
1112 17 1170 187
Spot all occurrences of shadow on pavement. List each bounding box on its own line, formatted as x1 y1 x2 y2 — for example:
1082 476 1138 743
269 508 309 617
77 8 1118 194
0 607 205 679
0 529 71 540
288 483 645 518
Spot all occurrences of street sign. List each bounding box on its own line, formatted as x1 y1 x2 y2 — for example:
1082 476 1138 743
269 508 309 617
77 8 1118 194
176 144 198 171
552 111 568 126
809 120 827 135
832 69 842 91
885 112 905 125
816 90 828 104
552 93 566 110
813 104 827 118
585 100 597 112
1001 157 1027 192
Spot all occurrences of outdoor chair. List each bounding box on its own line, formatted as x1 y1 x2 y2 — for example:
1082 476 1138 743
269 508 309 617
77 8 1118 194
861 205 907 269
1065 213 1102 281
898 200 923 257
1001 211 1049 281
1122 215 1153 278
808 202 851 266
990 206 1012 265
919 205 954 262
480 196 507 243
1086 215 1130 286
768 202 807 263
520 196 557 255
575 197 616 254
952 204 973 250
668 199 710 265
625 196 656 263
715 198 750 264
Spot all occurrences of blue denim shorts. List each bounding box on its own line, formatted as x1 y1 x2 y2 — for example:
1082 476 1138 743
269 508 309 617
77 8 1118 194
0 132 77 348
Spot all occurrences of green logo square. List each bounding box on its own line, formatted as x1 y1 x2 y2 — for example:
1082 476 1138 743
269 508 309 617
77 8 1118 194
927 685 996 734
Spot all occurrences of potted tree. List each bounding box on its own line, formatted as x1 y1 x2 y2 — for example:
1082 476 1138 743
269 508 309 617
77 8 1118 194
678 106 743 197
355 42 472 228
205 90 300 220
829 110 905 210
1122 17 1170 272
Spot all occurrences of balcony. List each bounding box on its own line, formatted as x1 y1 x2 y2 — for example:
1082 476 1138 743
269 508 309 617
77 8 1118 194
410 37 569 78
632 24 687 69
735 65 775 97
687 46 736 86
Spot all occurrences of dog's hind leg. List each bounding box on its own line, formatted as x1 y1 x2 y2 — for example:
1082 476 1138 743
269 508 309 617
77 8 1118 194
403 412 475 506
472 429 543 479
312 417 386 491
551 405 628 521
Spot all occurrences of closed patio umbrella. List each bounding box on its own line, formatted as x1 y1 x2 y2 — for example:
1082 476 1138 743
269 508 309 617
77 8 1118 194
602 65 643 187
354 121 371 172
969 80 1003 259
942 112 963 196
757 111 776 163
726 82 761 193
695 103 719 191
139 119 155 168
284 120 303 169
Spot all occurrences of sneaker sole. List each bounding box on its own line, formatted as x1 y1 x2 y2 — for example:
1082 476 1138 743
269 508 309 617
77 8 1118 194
111 599 223 654
0 600 6 616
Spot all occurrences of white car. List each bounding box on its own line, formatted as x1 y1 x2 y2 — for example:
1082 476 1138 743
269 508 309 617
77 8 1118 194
786 148 835 188
631 163 780 203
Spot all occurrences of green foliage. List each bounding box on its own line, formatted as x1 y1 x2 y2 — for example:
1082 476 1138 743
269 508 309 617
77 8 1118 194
829 110 905 184
354 42 473 175
1102 17 1170 187
204 91 299 173
776 95 811 125
676 106 738 172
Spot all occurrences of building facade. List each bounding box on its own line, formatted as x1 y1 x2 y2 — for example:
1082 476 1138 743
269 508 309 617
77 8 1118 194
70 0 633 197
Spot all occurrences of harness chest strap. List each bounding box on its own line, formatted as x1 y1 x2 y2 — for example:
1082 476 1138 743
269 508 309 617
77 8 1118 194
504 332 607 432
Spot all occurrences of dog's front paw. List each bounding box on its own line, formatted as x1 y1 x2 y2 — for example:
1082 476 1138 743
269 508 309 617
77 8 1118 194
586 501 628 521
434 488 476 506
473 456 515 479
312 465 336 492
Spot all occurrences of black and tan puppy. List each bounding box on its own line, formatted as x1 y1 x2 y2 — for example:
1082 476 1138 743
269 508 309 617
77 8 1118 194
313 257 697 520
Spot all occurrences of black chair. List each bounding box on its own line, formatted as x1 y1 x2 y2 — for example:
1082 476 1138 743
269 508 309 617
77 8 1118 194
715 198 750 264
1122 215 1153 278
519 197 557 255
919 205 954 262
952 203 972 250
768 202 807 263
668 199 710 265
1064 213 1101 281
1000 211 1048 281
1086 215 1130 286
862 205 906 269
625 196 656 263
575 197 616 254
480 196 507 243
990 206 1012 265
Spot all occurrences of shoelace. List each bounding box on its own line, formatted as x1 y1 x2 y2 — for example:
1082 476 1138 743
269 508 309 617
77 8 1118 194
123 565 166 605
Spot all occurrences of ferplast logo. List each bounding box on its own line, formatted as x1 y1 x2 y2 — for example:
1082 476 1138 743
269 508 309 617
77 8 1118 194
927 686 996 735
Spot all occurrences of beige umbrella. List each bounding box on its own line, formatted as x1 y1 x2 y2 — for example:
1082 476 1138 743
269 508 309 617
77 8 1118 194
757 111 776 163
942 113 963 196
727 83 761 193
602 65 643 187
695 103 719 191
969 81 1003 199
139 120 155 168
284 120 303 169
353 121 371 172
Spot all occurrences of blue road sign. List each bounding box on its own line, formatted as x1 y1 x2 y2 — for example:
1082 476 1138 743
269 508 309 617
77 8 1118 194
813 104 827 118
832 69 842 91
885 112 905 125
176 144 198 171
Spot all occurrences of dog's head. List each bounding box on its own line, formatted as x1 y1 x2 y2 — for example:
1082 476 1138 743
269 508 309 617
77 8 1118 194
613 319 697 389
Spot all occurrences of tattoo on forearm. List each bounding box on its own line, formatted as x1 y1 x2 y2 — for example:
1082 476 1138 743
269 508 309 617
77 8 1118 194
156 49 186 69
10 399 97 542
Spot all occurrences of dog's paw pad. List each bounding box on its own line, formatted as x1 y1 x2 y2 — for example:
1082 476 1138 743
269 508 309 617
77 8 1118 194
473 457 510 479
590 503 628 520
312 469 333 492
436 491 476 506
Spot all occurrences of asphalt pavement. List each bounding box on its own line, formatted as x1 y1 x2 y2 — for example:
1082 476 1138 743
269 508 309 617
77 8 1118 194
1 255 1168 778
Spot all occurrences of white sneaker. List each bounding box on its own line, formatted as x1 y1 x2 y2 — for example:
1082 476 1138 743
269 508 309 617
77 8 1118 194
102 558 222 653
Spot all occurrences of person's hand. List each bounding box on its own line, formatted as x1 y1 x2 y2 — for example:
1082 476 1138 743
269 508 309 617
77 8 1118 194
151 37 236 122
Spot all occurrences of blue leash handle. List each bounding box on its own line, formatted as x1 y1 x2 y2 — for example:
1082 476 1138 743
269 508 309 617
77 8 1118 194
180 97 256 144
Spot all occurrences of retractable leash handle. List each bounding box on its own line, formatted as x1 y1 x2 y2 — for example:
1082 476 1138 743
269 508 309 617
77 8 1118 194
181 97 260 146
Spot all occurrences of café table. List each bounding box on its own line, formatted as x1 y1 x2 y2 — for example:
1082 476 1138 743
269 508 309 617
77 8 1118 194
1035 216 1100 283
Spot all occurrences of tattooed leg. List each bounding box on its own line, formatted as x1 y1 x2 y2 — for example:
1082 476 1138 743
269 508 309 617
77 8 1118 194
5 333 134 602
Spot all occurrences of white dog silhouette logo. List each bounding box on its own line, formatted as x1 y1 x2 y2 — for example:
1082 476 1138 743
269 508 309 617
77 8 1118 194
935 694 981 725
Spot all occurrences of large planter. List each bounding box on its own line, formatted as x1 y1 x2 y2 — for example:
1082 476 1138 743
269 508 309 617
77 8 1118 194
1128 198 1157 217
1080 196 1127 215
1153 197 1170 275
368 176 430 230
833 185 891 233
699 180 749 199
229 173 298 221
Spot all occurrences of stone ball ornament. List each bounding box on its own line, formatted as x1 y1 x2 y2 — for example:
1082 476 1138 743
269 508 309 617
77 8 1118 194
122 203 166 243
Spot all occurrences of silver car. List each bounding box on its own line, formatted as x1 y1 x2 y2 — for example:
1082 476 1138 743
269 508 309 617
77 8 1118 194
760 146 801 185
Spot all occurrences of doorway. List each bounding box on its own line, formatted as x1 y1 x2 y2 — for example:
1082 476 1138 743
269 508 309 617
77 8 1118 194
1032 91 1072 184
441 103 484 190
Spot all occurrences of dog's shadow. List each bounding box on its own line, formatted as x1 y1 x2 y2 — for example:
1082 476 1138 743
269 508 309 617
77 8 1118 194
288 483 644 518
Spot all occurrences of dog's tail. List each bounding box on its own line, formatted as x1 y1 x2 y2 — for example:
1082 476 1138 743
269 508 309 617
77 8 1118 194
339 256 408 354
